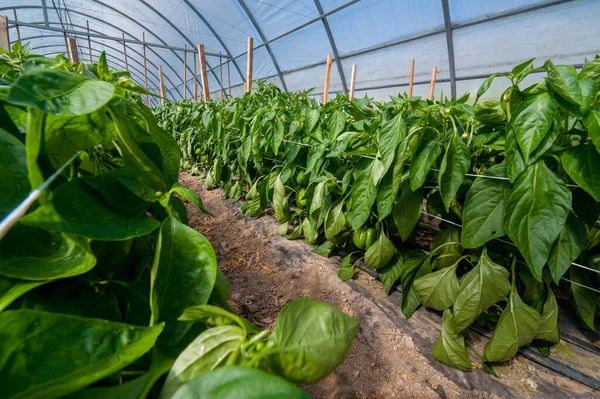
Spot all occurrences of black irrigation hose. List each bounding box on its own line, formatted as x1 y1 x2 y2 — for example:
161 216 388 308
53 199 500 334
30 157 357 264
351 260 600 392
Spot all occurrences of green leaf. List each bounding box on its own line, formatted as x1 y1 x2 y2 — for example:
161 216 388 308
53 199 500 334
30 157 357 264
413 263 459 311
511 58 535 82
272 119 284 154
582 109 600 153
400 251 430 318
377 254 403 294
548 214 587 284
505 128 526 182
511 93 558 163
393 185 423 242
377 113 405 174
410 136 442 191
151 217 218 357
327 110 346 140
536 286 559 344
273 176 288 223
473 101 506 127
349 159 384 229
462 164 509 248
364 230 396 269
546 61 584 105
439 132 470 211
474 73 499 105
483 274 541 363
430 227 462 270
453 249 510 331
21 180 160 241
432 310 471 371
0 310 163 399
570 268 597 331
312 241 335 257
171 366 309 399
337 254 355 282
5 68 115 115
0 276 50 312
503 162 571 281
0 224 96 280
171 183 208 214
325 201 345 241
179 304 258 334
161 325 244 398
561 143 600 201
0 128 29 219
306 109 320 132
266 298 360 384
376 168 396 220
578 56 600 83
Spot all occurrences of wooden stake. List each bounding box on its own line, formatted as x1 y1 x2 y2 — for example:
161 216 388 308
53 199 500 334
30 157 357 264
183 44 187 100
143 32 149 106
219 52 224 101
408 59 415 97
122 32 129 72
197 44 210 102
193 51 198 103
246 37 253 92
0 15 9 52
67 37 79 64
227 59 231 96
322 53 332 105
86 21 92 62
13 10 21 43
349 64 357 100
159 65 166 105
63 32 70 61
428 66 437 100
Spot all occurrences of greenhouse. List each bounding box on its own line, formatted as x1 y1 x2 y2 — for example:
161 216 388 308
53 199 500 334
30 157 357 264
1 0 600 398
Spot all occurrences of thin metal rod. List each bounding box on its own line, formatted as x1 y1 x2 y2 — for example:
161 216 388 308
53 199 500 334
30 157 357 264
143 32 149 106
219 53 224 101
86 21 92 62
237 0 288 91
441 0 456 99
194 52 198 102
122 32 128 72
13 9 21 43
183 44 187 100
41 0 49 27
314 0 348 94
227 58 231 96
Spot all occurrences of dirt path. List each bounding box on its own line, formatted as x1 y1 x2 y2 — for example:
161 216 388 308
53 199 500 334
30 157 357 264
179 173 597 399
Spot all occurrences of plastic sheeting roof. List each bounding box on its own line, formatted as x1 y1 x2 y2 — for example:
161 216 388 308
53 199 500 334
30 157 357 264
4 0 600 106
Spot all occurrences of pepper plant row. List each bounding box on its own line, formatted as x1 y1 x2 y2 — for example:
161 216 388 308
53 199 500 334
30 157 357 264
0 43 358 398
156 56 600 371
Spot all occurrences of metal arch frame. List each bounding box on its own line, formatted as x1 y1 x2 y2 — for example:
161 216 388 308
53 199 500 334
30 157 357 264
313 0 347 94
236 0 287 91
2 5 195 99
441 0 456 99
14 28 175 90
181 0 245 82
134 0 222 88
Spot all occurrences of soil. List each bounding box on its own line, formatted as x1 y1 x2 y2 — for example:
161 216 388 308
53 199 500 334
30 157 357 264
178 172 598 399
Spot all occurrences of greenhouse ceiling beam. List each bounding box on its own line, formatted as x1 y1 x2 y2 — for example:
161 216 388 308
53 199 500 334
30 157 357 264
2 5 197 99
441 0 456 99
313 0 348 94
236 0 287 91
41 0 49 27
16 32 169 90
181 0 245 83
134 0 222 88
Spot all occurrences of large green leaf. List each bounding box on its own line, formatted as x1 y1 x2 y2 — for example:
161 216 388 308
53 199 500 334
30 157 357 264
5 68 115 115
0 310 163 399
0 224 96 280
432 310 471 371
536 286 559 344
273 176 288 223
160 325 244 398
265 298 359 384
409 136 442 191
578 56 600 84
325 200 345 241
462 164 508 248
511 93 558 163
505 128 526 182
483 274 541 363
151 217 218 357
0 128 29 219
413 263 459 311
377 113 405 174
582 109 600 153
503 162 571 281
453 249 510 331
171 366 309 399
0 276 49 312
561 143 600 201
438 132 470 211
548 214 587 284
393 185 423 241
21 180 160 241
546 61 584 105
364 230 396 269
377 254 403 294
430 227 462 270
570 268 597 331
348 159 384 229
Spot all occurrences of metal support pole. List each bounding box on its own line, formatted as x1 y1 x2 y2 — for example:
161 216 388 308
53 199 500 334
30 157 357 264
86 21 92 62
143 32 149 106
227 59 231 96
194 53 198 102
122 32 128 72
219 52 224 101
183 44 187 100
13 10 21 43
441 0 457 99
314 0 348 94
41 0 49 27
